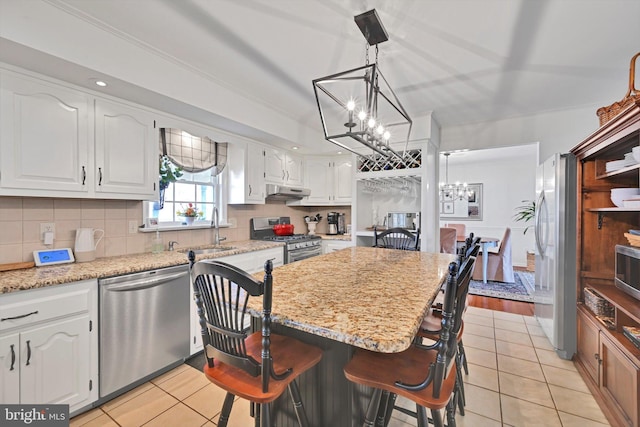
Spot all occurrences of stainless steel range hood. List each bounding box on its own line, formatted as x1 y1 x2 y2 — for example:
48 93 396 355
265 184 310 201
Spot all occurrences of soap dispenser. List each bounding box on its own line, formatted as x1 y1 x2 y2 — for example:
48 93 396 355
151 230 164 254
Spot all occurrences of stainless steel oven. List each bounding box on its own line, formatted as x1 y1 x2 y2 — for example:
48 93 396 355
287 241 323 262
250 216 322 263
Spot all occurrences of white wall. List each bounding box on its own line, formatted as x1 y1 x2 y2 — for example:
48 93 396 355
441 105 601 161
439 144 538 267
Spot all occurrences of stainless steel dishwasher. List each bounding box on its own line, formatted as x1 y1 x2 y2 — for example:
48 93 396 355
99 264 190 399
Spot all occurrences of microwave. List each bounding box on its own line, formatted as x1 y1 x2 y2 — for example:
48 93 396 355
615 245 640 301
387 212 420 230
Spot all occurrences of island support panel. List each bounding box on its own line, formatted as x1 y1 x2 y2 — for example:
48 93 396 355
249 321 374 427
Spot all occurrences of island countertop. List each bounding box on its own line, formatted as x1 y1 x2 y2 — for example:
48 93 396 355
250 246 456 353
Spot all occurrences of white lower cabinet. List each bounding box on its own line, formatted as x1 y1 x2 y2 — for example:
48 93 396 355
0 280 98 414
322 239 354 254
189 247 284 355
0 333 19 403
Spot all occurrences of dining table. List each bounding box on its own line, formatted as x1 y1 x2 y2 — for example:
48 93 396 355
248 246 456 427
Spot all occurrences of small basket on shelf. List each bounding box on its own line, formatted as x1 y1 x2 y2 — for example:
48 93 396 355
584 287 615 325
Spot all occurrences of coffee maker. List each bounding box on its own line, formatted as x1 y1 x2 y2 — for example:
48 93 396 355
327 212 339 235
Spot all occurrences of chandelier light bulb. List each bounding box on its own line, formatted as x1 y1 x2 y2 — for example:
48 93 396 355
376 124 384 135
346 99 356 111
383 131 391 140
367 118 376 128
358 110 367 121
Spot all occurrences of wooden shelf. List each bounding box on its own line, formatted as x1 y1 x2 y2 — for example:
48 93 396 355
587 207 640 212
587 283 640 324
595 162 640 180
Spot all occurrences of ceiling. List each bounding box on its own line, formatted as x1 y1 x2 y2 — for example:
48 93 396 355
1 0 639 153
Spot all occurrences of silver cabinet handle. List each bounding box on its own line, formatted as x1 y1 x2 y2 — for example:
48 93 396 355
249 184 252 196
98 167 103 186
82 166 86 185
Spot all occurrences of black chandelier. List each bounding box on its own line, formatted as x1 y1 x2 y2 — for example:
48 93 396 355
312 9 412 163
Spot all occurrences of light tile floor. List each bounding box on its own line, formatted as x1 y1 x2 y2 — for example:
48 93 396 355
70 307 610 427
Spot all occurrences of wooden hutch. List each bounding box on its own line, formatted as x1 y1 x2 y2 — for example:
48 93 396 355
571 99 640 427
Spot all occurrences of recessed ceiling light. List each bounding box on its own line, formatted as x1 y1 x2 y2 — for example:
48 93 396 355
292 146 299 150
337 151 343 154
95 80 107 87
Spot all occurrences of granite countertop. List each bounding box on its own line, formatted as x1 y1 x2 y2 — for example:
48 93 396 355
316 233 353 241
249 246 456 353
0 240 283 294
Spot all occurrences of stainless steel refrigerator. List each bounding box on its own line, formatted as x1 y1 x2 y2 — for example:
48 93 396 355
534 153 577 360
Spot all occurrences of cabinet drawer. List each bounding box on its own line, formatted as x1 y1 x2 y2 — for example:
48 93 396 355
0 280 96 332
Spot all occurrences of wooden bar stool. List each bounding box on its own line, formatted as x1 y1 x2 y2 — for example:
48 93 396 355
418 252 478 417
188 252 322 427
344 259 474 427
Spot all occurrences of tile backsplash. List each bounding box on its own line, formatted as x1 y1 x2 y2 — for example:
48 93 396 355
0 196 351 264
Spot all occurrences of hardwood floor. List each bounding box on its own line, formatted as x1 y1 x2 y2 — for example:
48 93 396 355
468 294 535 316
468 266 535 316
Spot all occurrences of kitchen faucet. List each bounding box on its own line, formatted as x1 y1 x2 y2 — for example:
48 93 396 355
212 207 226 246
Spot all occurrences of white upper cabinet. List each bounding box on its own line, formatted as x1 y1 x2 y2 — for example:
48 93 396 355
0 72 90 194
0 68 158 200
228 141 266 204
289 155 352 206
333 156 353 203
264 147 303 186
304 157 333 204
94 99 157 198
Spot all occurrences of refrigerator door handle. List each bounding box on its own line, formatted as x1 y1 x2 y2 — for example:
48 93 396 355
535 190 547 258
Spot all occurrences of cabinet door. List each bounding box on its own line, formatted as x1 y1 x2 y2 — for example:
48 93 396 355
95 99 157 198
305 158 332 204
333 157 353 203
577 309 600 385
20 315 92 410
246 144 265 202
600 333 639 427
323 240 353 254
0 73 90 193
0 333 20 404
264 148 286 183
285 153 304 186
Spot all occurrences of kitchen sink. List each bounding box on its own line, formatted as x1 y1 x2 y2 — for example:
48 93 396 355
180 246 235 255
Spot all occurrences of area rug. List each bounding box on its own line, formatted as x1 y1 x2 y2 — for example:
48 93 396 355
469 271 535 303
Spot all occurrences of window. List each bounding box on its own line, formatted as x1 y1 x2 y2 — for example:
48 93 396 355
145 159 224 229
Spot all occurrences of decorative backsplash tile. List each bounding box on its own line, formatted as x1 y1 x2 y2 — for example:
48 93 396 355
0 196 351 264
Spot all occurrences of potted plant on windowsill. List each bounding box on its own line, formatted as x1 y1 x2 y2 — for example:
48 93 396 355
177 203 204 226
513 200 536 271
157 155 183 209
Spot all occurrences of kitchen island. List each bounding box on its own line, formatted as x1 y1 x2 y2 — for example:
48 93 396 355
246 246 455 426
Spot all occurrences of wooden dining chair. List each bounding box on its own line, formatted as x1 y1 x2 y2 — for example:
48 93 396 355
472 227 515 283
373 227 420 251
188 252 322 427
344 259 473 427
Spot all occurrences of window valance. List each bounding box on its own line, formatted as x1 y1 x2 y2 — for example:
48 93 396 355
160 128 227 175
